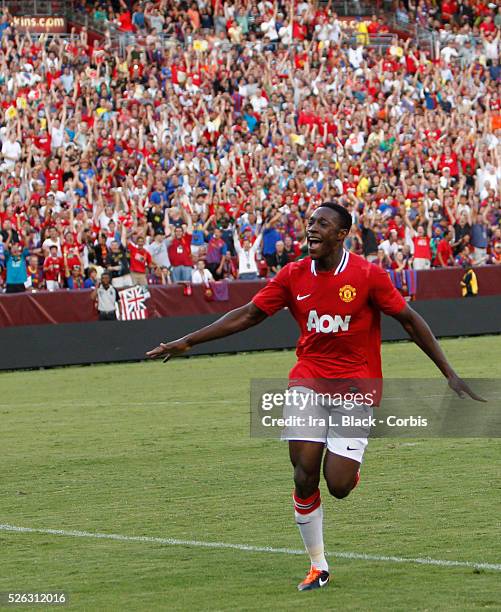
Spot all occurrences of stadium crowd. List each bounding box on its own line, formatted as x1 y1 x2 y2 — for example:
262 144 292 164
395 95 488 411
0 0 499 293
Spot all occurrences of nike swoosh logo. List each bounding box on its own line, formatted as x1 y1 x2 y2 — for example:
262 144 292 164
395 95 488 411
296 293 311 301
319 577 329 587
346 446 361 451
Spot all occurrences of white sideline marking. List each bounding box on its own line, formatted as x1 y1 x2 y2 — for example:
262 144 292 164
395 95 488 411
0 400 234 408
1 524 500 572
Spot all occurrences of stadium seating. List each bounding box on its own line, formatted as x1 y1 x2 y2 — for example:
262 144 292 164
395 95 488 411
0 0 499 294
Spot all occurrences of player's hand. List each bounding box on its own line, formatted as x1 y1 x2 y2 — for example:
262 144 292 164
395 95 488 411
448 374 486 402
146 338 191 362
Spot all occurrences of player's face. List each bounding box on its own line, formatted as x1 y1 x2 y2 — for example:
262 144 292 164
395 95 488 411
306 208 347 260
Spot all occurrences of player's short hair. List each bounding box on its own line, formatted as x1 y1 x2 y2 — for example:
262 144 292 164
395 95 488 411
318 201 353 231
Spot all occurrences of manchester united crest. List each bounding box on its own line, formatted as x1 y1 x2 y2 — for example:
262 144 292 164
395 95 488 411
339 284 357 303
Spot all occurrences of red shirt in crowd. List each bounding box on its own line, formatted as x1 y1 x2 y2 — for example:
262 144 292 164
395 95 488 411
439 153 459 176
64 252 81 270
441 1 458 20
43 255 62 281
34 133 51 156
413 236 432 260
479 19 496 34
118 11 134 32
434 238 453 266
168 234 193 267
461 158 476 177
129 241 152 273
45 168 63 192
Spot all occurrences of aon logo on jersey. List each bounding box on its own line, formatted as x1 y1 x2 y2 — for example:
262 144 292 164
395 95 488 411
307 310 351 334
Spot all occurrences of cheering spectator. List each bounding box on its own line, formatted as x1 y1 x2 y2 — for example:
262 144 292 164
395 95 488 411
1 130 21 171
128 235 152 287
146 231 171 282
405 214 433 271
168 209 193 283
205 226 228 280
43 245 62 291
106 239 131 289
0 1 497 298
379 230 400 261
434 230 455 268
262 212 282 268
470 208 489 265
5 243 29 293
234 227 263 280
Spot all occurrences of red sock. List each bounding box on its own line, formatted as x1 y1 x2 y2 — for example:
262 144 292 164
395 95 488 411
293 488 322 515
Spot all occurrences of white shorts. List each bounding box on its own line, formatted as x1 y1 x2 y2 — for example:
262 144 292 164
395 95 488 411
281 386 371 463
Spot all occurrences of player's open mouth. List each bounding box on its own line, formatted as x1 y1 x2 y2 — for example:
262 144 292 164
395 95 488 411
307 236 322 250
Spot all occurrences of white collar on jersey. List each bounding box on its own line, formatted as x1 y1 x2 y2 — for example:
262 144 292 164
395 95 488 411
310 249 350 277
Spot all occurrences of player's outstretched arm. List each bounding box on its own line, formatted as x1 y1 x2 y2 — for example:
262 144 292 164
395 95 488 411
392 305 485 402
146 302 268 362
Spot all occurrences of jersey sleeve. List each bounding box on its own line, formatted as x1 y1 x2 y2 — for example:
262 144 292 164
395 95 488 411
369 265 406 316
252 263 292 316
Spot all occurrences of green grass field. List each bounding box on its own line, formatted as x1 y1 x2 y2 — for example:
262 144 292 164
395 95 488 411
1 335 501 611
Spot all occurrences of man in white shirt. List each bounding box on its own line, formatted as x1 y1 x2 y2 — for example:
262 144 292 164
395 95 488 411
60 66 74 94
42 227 62 256
98 205 119 231
483 31 499 63
379 229 400 260
192 259 214 285
477 164 499 199
346 129 365 155
50 118 66 151
440 43 459 64
348 44 364 69
1 132 21 170
92 272 118 321
146 232 171 269
260 15 278 41
234 227 263 280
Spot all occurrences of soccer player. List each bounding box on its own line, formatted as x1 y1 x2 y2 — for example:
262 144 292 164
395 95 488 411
147 202 481 592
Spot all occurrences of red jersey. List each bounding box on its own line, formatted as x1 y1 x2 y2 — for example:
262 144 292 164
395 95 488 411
45 168 63 192
43 255 62 281
434 238 453 267
412 236 431 259
168 235 193 267
252 252 406 381
64 252 81 270
129 242 152 273
439 153 459 177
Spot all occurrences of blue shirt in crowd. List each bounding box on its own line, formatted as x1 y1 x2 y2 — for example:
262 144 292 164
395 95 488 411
5 248 29 284
262 227 281 256
471 223 488 249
